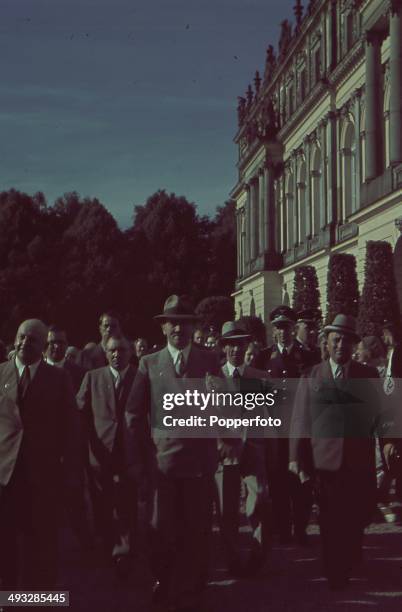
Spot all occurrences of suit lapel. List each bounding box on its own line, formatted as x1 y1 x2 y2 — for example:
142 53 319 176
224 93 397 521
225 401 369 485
102 367 117 418
1 360 19 403
158 347 177 378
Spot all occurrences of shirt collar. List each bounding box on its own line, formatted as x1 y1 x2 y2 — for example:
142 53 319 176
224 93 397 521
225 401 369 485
167 343 191 365
109 365 130 381
329 358 350 378
45 357 65 368
225 362 245 377
277 342 293 354
15 356 42 380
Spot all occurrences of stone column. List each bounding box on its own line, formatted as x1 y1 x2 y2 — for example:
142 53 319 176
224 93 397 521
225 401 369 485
325 111 337 224
235 209 241 278
264 164 276 253
353 90 361 210
365 30 384 180
390 2 402 165
258 169 265 254
240 208 246 277
249 179 258 260
304 136 311 238
245 184 251 273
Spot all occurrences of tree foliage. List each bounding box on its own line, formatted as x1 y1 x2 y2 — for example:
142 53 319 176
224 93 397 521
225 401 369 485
195 296 235 333
236 315 266 344
292 265 321 318
0 188 237 346
326 253 359 324
358 241 400 337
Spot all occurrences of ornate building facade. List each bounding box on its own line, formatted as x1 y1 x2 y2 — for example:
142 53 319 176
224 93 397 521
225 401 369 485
231 0 402 331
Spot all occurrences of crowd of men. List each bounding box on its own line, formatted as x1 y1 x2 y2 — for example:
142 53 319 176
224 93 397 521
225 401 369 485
0 296 401 612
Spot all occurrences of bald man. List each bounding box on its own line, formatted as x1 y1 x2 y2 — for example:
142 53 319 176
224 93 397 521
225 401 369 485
76 335 137 578
0 319 82 590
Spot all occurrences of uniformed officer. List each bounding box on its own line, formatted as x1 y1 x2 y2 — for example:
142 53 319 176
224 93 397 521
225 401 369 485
294 309 321 371
265 306 313 545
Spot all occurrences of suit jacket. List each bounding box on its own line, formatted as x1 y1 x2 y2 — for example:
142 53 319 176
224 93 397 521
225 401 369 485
268 343 309 378
220 364 267 475
76 365 136 472
78 343 108 371
289 359 380 473
390 344 402 378
125 344 221 478
0 359 81 495
62 360 86 395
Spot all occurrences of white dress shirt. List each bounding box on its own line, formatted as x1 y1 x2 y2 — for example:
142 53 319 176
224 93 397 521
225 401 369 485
15 356 42 381
167 343 191 368
226 362 245 377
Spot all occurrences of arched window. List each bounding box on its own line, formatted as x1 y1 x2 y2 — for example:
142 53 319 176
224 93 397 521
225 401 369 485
384 78 390 168
297 160 306 243
285 172 295 249
360 106 366 183
342 120 356 218
311 147 322 235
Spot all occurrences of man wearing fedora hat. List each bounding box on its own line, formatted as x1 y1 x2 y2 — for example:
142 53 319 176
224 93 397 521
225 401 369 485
290 313 388 589
125 295 222 612
215 321 269 576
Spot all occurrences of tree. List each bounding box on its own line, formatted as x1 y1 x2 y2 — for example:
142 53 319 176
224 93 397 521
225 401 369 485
358 241 400 337
195 296 235 333
292 265 321 318
237 315 266 344
0 189 54 340
326 253 359 324
55 198 122 344
206 200 237 295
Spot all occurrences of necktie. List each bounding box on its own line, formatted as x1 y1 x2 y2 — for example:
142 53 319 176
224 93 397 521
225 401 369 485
335 365 344 379
175 352 186 377
18 366 31 404
282 348 288 358
114 373 125 405
233 368 241 379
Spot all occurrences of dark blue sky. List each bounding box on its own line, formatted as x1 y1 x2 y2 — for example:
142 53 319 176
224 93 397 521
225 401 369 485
0 0 294 227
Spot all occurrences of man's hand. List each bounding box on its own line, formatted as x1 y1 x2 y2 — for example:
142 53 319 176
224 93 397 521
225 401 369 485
383 442 399 469
218 440 239 462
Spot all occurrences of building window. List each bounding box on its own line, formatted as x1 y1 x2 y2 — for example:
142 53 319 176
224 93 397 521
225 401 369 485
384 77 390 168
297 161 307 243
298 67 307 103
285 172 295 249
311 147 322 235
342 121 357 218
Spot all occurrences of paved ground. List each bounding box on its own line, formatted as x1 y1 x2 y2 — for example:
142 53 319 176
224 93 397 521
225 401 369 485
59 518 402 612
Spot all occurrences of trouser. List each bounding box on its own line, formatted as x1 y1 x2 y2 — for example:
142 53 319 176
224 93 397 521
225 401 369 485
0 478 58 590
267 439 312 540
88 468 137 558
214 460 268 566
150 472 214 609
317 469 374 582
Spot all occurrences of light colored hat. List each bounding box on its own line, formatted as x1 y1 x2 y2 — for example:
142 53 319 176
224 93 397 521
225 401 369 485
324 314 360 341
154 295 199 321
220 321 251 341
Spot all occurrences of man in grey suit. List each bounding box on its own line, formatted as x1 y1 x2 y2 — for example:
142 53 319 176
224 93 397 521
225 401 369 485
0 319 82 589
125 295 221 612
216 321 269 576
76 335 137 578
290 314 387 589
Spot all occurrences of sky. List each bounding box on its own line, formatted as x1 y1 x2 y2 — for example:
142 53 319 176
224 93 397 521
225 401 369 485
0 0 294 228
